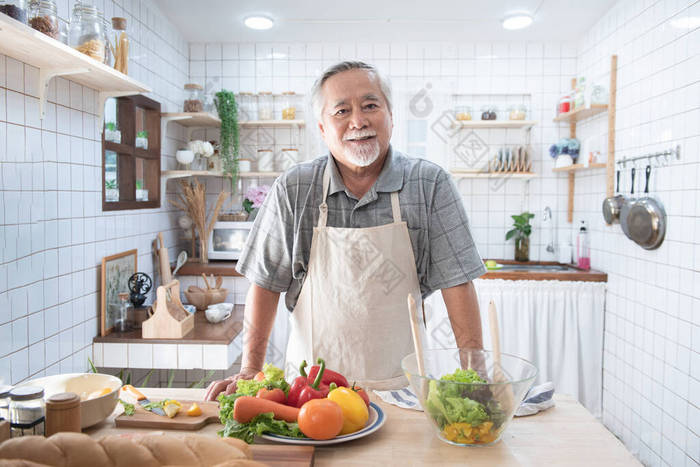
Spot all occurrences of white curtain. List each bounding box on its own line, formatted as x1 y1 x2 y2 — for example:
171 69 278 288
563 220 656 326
424 279 606 418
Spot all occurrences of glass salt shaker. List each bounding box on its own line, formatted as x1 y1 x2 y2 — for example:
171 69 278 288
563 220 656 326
9 386 45 437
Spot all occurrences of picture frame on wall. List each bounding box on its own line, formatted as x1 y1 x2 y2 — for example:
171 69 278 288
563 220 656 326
100 249 138 336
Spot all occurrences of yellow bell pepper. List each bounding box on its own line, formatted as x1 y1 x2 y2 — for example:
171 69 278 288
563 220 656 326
163 399 182 418
327 387 369 435
186 402 202 417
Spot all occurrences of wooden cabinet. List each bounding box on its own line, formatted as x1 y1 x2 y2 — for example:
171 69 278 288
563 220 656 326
102 95 161 211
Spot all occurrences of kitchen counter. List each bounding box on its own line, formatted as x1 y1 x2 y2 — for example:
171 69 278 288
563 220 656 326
481 260 607 282
85 388 640 466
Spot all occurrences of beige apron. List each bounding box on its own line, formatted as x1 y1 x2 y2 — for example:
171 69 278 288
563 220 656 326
285 164 423 390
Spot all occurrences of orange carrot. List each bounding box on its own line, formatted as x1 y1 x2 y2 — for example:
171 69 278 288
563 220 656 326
233 396 300 423
256 387 287 404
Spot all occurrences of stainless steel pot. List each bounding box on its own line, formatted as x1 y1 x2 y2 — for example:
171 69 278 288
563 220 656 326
620 167 635 239
627 165 666 250
602 170 624 224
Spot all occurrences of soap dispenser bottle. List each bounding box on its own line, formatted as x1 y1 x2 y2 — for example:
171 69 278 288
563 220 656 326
576 220 590 270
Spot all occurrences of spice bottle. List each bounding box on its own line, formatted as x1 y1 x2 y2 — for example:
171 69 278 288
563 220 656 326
111 17 129 74
576 220 590 270
0 0 28 24
9 386 45 437
0 385 11 421
29 0 58 39
45 392 81 437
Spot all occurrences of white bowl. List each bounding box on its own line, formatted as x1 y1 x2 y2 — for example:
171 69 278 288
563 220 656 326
18 373 122 428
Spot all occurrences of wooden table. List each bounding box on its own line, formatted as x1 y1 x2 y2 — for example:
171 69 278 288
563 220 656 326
85 388 640 466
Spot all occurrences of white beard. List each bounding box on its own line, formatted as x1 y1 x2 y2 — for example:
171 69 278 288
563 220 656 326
342 138 381 167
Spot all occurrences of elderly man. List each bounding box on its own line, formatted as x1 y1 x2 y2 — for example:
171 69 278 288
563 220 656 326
205 61 486 401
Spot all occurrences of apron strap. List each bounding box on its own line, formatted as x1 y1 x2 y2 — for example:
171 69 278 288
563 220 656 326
318 163 331 228
390 192 402 223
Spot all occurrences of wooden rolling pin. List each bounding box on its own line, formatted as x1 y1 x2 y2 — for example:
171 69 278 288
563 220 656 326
158 232 173 286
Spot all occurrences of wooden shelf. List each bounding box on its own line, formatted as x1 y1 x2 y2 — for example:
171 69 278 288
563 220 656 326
175 259 242 277
553 105 608 123
552 163 607 173
0 13 150 119
450 171 537 179
452 120 537 130
162 170 282 181
239 120 305 128
161 112 221 127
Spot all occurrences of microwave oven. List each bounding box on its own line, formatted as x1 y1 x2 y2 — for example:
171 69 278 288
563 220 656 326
208 221 254 260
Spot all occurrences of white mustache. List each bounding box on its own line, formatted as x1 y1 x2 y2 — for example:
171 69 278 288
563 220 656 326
343 131 376 141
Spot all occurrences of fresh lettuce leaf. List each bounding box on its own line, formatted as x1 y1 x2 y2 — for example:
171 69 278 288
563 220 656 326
219 412 305 444
234 363 290 397
426 369 490 428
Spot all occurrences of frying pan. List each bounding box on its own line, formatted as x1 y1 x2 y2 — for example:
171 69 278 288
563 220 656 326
602 170 624 224
620 167 636 239
627 165 666 250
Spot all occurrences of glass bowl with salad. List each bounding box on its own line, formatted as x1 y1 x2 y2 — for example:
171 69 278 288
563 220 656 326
401 348 537 446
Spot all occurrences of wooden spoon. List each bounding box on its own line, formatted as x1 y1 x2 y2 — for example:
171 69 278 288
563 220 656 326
215 276 223 290
201 273 212 290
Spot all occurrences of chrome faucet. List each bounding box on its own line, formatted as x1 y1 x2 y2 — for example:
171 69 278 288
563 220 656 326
543 207 555 253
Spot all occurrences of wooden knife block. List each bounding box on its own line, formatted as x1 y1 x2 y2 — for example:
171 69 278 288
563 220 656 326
142 280 194 339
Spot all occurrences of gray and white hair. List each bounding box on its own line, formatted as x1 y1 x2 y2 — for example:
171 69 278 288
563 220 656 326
310 61 392 121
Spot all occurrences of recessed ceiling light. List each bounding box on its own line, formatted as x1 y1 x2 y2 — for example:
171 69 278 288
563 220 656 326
502 14 533 30
670 16 700 29
244 15 274 30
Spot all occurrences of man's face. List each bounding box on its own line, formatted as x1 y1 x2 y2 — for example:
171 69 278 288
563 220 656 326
317 69 393 168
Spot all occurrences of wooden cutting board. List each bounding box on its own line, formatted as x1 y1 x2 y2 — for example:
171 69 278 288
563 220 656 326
115 400 221 430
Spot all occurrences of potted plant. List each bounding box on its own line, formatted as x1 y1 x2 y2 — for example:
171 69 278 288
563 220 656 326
105 179 119 202
135 180 148 201
105 122 121 143
215 90 240 193
243 185 270 221
188 140 214 171
136 130 148 149
506 212 535 262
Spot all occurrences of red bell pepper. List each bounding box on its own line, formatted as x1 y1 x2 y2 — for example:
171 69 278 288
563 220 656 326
286 360 310 407
307 362 349 388
296 358 330 407
351 382 370 408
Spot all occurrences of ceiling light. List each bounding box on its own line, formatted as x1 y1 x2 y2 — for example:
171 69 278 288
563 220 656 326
670 16 700 29
244 15 274 30
502 14 533 30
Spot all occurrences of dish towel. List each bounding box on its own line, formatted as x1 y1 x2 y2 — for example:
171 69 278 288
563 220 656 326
373 381 555 417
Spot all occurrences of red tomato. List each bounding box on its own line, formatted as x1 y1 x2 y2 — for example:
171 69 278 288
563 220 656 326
352 385 370 408
297 399 344 440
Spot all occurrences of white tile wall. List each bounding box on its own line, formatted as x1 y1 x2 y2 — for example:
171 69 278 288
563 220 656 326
188 39 578 261
571 0 699 466
1 0 189 385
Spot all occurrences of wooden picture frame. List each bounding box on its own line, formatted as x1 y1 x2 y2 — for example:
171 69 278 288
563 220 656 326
101 249 138 336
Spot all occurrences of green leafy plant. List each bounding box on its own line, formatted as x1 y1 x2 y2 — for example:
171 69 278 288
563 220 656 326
105 179 117 190
105 122 116 131
215 90 240 193
137 130 148 138
505 212 535 241
135 179 144 190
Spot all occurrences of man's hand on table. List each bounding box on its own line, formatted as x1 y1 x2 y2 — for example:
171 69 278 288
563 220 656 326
204 367 260 401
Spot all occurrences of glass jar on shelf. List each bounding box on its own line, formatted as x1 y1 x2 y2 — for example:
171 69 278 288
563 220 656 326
0 0 28 24
183 83 204 112
257 92 273 120
28 0 59 39
455 106 472 121
558 93 572 115
237 92 255 121
9 386 45 437
508 104 527 120
111 17 129 75
278 148 299 171
281 91 297 120
99 10 111 66
69 3 105 62
480 105 497 120
115 293 131 332
256 148 275 172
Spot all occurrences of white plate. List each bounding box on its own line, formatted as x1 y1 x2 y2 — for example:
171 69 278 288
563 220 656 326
259 402 386 445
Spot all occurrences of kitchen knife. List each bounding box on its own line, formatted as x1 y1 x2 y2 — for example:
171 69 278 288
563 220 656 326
121 385 166 416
